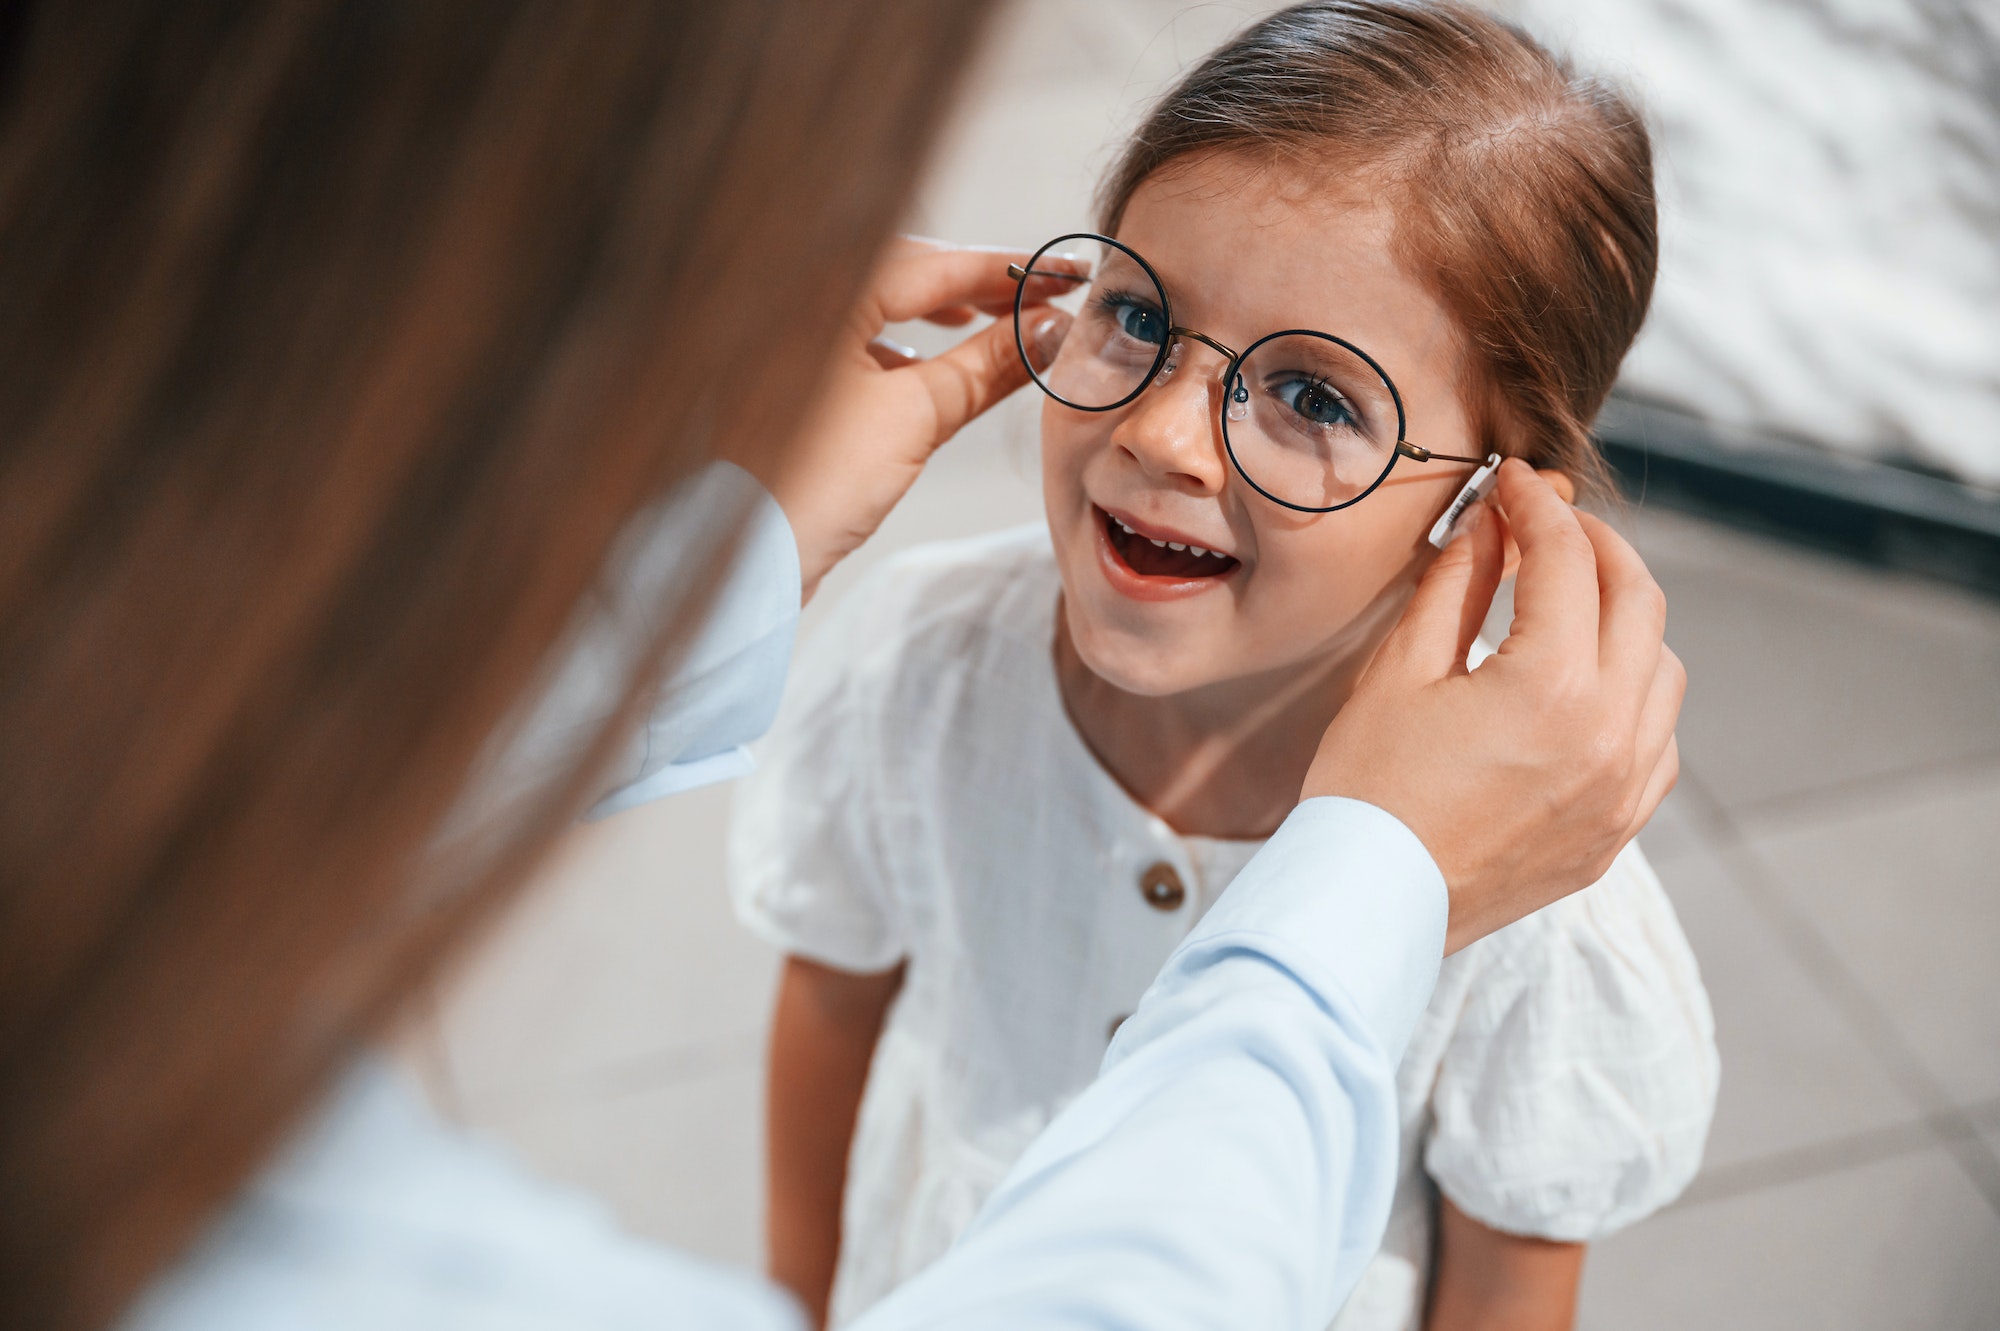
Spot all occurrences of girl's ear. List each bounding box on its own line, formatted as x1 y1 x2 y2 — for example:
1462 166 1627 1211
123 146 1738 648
1498 469 1576 579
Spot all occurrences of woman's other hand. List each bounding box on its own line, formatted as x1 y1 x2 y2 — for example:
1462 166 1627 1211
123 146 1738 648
1303 461 1685 952
737 237 1074 602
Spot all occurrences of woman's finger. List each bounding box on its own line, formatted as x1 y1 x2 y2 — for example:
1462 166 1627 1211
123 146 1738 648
1626 732 1681 844
866 337 919 370
1630 642 1685 794
906 315 1033 445
1578 510 1669 711
870 247 1034 325
923 305 979 328
1448 502 1507 676
1490 460 1600 668
1370 501 1505 683
869 245 1088 328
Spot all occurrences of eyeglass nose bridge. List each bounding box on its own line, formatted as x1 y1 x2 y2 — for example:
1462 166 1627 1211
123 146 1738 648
1154 327 1249 426
1154 327 1252 427
1163 326 1240 368
1155 326 1242 399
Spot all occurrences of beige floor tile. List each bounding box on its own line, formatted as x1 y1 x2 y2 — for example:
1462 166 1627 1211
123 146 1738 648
468 1055 768 1271
426 782 779 1115
1737 766 2000 1105
1653 841 1922 1172
1621 507 2000 810
1576 1147 2000 1331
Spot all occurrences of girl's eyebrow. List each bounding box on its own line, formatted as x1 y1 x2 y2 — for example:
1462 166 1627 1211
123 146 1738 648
1125 240 1354 344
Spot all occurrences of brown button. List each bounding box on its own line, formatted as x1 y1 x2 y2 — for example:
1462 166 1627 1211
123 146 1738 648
1139 861 1186 911
1107 1013 1129 1042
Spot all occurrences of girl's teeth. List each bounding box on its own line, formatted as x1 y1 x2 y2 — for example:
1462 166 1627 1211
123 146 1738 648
1106 511 1227 563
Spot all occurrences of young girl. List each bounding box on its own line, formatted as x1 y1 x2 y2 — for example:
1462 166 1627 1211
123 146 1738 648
730 4 1718 1328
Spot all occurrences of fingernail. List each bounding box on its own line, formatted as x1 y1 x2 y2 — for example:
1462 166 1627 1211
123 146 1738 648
1028 312 1069 370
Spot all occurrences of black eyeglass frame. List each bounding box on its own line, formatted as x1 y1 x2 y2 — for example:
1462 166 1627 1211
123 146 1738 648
1009 231 1485 514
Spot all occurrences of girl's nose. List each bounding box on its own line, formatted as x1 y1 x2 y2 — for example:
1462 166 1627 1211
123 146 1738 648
1109 340 1230 495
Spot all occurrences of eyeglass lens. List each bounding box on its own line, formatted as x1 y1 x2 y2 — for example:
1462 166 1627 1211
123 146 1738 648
1015 234 1406 511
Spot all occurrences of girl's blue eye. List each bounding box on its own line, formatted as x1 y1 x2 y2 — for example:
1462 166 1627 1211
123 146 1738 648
1275 375 1356 428
1117 303 1166 345
1095 291 1167 346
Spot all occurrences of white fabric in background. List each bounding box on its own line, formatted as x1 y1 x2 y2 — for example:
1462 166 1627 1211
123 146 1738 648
1497 0 2000 487
731 526 1720 1331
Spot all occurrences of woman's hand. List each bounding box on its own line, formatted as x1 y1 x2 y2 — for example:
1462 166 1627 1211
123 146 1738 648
1303 461 1685 951
743 237 1073 602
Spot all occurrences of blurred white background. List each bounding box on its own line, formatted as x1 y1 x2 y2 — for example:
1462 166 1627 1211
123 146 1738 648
1505 0 2000 487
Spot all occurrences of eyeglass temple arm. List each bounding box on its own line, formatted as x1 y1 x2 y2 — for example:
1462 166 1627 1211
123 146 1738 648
1396 441 1487 466
1008 262 1095 283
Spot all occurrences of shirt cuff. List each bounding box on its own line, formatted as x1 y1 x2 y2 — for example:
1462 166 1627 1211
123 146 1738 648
659 462 801 681
587 464 801 815
1175 797 1449 1063
587 748 756 820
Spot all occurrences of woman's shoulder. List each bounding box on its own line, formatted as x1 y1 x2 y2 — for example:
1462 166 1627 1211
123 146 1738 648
123 1060 802 1331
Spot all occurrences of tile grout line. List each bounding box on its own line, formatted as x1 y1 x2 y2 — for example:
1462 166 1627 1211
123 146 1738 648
1726 746 2000 836
452 1028 769 1121
1676 764 2000 1220
1673 1096 2000 1211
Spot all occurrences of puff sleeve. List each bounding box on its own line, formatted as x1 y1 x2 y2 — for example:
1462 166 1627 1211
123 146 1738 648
726 570 907 975
1422 843 1718 1241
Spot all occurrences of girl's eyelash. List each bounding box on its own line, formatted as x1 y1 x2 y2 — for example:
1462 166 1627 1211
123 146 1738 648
1267 371 1348 403
1092 288 1161 318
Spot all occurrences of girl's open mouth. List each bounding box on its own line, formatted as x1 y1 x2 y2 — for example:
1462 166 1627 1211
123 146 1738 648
1098 505 1239 581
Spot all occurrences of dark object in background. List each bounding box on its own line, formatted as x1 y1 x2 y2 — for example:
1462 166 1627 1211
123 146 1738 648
1599 394 2000 599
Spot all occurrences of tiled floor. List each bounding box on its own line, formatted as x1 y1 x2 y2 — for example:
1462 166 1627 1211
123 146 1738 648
1570 511 2000 1330
400 2 2000 1325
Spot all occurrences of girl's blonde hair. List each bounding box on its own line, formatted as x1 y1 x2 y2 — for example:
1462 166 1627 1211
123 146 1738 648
1098 0 1656 498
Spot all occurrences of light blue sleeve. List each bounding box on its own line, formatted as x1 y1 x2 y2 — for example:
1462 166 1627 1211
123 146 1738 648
586 462 801 816
854 797 1449 1331
454 461 802 832
121 807 1443 1331
118 1061 805 1331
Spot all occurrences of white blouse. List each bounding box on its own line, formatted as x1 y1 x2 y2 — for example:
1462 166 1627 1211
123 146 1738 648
730 526 1718 1331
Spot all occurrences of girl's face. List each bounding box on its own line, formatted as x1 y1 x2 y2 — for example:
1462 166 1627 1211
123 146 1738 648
1044 151 1483 698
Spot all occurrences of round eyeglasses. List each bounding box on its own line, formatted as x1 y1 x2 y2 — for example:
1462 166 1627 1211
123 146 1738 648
1009 232 1485 513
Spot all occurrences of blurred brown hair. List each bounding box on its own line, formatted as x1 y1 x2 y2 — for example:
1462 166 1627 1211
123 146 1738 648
1098 0 1657 498
0 2 997 1326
